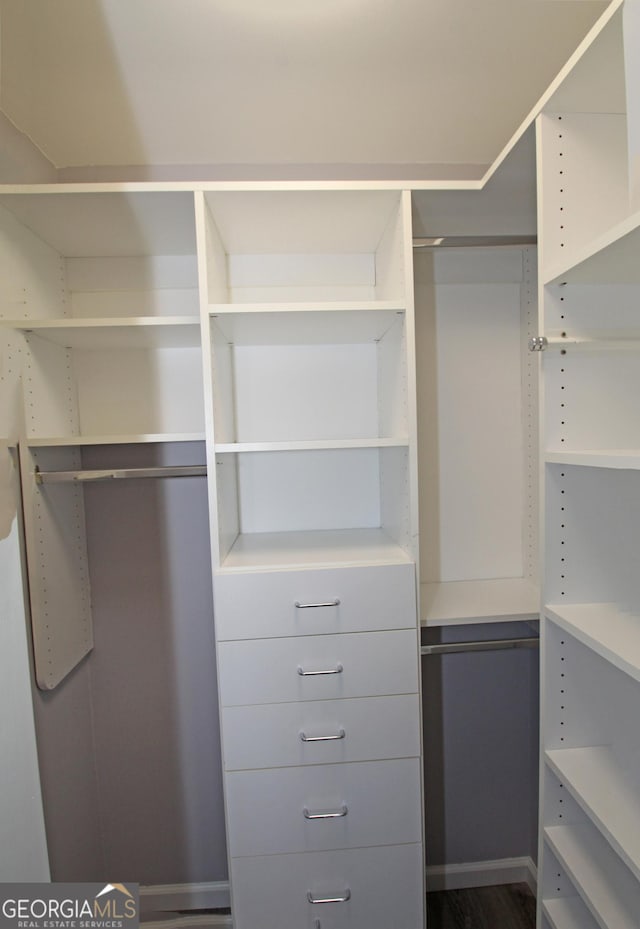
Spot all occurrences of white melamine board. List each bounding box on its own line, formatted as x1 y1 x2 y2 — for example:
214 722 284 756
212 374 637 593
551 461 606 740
210 306 404 345
225 757 422 857
66 254 199 293
0 201 67 321
545 351 640 449
231 843 423 929
544 614 640 749
379 445 412 555
546 7 625 115
27 433 205 447
210 322 235 444
625 0 640 208
228 253 375 292
543 283 640 337
74 346 204 437
203 190 400 255
435 283 524 582
220 527 412 570
21 446 93 690
545 823 640 929
201 195 230 302
421 577 539 625
215 438 409 453
542 896 599 929
70 289 199 319
6 318 201 350
221 694 420 771
213 562 415 640
0 517 50 879
546 603 640 683
546 747 640 880
374 198 405 301
218 631 419 706
0 191 197 258
545 466 640 605
232 343 378 442
377 314 408 438
537 112 629 278
236 448 381 534
545 448 640 471
24 336 79 439
214 452 240 567
544 212 640 284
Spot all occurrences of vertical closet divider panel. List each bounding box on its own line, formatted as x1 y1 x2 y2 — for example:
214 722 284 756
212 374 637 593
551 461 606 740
537 4 640 927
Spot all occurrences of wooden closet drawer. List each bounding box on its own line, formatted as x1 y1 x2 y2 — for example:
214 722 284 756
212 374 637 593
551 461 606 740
217 629 419 706
221 693 421 770
225 757 422 857
231 842 424 929
214 562 416 640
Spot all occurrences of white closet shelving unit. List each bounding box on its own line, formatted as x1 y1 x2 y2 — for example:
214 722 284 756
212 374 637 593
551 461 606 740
194 189 425 928
0 189 204 688
536 3 640 926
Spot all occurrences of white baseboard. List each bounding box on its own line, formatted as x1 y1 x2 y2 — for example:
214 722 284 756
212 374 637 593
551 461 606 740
426 856 538 894
140 881 231 915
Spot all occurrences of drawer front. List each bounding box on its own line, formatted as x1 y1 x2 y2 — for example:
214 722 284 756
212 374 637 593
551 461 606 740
222 694 421 770
231 842 424 929
214 562 416 640
225 757 422 857
218 629 419 707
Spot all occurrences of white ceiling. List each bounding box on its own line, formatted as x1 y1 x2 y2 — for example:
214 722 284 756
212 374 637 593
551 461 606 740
0 0 608 176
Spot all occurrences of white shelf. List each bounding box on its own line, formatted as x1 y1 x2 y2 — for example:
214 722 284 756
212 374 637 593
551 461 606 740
542 896 599 929
545 603 640 684
210 304 405 345
27 433 206 448
2 316 202 350
543 208 640 286
420 577 539 626
546 450 640 470
219 528 412 573
546 746 640 882
544 822 640 929
215 437 409 454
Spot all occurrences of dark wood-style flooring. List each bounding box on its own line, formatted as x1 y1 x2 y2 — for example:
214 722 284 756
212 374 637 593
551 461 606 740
427 883 536 929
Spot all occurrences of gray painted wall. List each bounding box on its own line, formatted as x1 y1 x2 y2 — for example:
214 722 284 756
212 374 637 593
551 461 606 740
422 622 539 866
34 442 227 884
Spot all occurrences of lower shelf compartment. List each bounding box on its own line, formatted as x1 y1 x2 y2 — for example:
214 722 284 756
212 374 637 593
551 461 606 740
544 823 640 929
545 746 640 880
542 895 598 929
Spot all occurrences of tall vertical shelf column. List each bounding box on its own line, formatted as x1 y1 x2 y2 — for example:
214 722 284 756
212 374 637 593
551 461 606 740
0 189 204 688
536 5 640 928
195 188 424 928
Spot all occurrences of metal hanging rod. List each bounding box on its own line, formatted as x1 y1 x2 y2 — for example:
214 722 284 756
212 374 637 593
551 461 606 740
413 235 537 249
35 465 208 485
421 636 539 657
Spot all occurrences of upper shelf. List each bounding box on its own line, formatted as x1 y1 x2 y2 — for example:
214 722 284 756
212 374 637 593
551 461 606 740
421 577 539 626
210 304 405 346
545 602 640 684
2 316 202 350
543 208 640 286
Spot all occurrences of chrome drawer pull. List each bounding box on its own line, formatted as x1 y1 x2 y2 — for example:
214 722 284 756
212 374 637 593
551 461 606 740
300 728 345 742
307 890 351 905
297 663 343 677
294 599 340 609
303 805 348 820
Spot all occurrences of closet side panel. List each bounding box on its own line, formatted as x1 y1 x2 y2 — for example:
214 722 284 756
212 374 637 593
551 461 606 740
0 454 50 880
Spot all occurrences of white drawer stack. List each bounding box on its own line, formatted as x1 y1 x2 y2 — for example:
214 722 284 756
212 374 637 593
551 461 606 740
214 561 424 929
